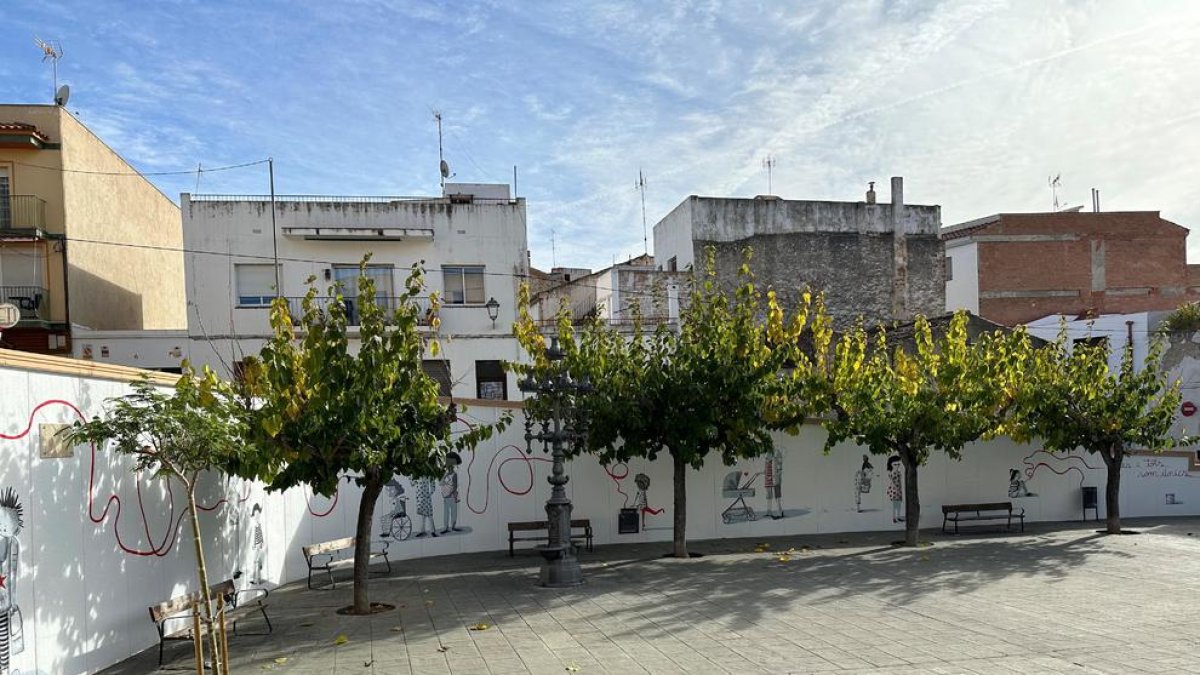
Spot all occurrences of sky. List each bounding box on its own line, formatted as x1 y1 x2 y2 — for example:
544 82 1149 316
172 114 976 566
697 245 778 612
2 0 1199 271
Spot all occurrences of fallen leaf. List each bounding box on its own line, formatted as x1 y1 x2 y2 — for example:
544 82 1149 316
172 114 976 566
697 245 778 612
565 664 582 672
777 555 792 562
333 634 349 646
299 622 315 627
437 646 450 653
469 623 490 631
274 657 288 665
389 626 404 633
424 600 435 608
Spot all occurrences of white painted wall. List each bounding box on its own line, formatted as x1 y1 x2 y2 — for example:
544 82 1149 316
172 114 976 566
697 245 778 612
944 240 979 314
652 198 696 272
1025 311 1152 371
7 357 1200 673
70 330 189 372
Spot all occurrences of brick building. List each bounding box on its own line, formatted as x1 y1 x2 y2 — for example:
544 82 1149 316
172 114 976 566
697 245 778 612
943 211 1198 326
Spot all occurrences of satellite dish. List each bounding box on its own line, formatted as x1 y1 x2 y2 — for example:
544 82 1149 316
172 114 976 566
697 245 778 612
439 159 450 179
0 303 20 330
55 84 70 106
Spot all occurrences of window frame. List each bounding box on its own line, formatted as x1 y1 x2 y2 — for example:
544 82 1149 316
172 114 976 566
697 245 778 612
442 265 486 305
234 263 280 308
475 360 507 400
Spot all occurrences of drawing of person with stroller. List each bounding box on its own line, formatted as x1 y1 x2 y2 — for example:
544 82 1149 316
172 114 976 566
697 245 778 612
763 448 784 519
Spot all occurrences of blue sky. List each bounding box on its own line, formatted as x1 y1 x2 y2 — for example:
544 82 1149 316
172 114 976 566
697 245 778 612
3 0 1199 270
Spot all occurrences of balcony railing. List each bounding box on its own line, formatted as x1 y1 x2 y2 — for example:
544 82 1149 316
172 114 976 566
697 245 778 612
0 286 49 322
0 196 47 230
283 296 434 327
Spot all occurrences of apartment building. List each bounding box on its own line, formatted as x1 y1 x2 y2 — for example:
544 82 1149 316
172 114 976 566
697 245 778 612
531 254 687 328
0 104 185 354
943 211 1198 326
181 183 527 400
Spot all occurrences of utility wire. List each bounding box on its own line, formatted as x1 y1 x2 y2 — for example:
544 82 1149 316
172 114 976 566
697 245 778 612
9 158 270 177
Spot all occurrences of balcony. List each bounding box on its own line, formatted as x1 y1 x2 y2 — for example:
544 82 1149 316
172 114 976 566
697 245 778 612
283 296 434 327
0 196 47 231
0 286 49 322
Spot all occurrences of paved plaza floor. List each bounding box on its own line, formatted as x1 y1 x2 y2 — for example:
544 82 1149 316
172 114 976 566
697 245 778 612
102 517 1200 674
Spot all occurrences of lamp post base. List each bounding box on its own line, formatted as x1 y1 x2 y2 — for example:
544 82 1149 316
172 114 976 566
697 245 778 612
537 543 584 587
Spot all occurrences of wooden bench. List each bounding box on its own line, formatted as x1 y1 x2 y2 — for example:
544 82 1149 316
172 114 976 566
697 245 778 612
301 536 391 590
942 502 1025 534
508 519 594 557
148 579 271 665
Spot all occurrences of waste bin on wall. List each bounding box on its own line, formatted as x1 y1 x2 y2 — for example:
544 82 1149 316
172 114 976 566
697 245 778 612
618 508 640 534
1082 486 1099 522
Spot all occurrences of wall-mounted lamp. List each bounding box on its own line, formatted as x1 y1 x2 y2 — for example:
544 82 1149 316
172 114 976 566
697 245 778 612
485 297 500 328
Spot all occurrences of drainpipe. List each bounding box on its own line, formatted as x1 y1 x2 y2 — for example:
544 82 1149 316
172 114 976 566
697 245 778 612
58 236 70 351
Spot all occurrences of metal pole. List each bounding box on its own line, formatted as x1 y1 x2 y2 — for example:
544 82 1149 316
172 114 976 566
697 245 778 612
269 158 280 297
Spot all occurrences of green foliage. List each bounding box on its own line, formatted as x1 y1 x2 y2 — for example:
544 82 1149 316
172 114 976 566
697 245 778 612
62 368 246 485
822 312 1032 544
1012 329 1182 456
236 256 508 612
1158 302 1200 334
236 258 506 495
514 247 825 556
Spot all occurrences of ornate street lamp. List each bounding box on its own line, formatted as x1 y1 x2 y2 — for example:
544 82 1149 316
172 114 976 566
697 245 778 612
485 297 500 328
519 337 590 587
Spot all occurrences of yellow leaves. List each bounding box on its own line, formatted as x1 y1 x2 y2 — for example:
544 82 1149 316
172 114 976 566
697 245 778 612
333 634 349 646
469 622 490 631
429 340 441 358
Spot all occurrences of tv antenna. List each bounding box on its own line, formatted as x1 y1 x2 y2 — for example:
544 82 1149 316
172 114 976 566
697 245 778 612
433 110 454 191
762 155 776 195
635 169 649 255
35 37 64 103
1048 173 1062 211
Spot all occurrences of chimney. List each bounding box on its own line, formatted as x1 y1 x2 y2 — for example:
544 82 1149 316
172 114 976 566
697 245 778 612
890 176 909 321
667 283 681 333
891 176 904 210
866 181 876 205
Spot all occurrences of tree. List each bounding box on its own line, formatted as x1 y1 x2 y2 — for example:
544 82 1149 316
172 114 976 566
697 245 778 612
1012 329 1182 534
515 248 821 558
62 369 246 674
823 313 1029 546
236 259 506 614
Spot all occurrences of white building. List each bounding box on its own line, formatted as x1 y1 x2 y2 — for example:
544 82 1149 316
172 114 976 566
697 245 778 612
180 183 527 401
531 254 686 329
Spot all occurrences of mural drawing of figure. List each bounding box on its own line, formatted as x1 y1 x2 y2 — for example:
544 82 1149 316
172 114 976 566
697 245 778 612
763 448 784 519
0 488 24 675
414 477 437 537
440 452 462 534
1008 468 1035 498
854 455 875 512
249 503 266 584
379 478 412 541
633 473 664 528
886 456 905 523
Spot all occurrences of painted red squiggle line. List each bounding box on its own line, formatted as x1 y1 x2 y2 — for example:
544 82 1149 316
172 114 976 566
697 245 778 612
603 463 630 507
2 399 185 556
465 443 551 513
1027 462 1088 487
308 488 339 517
196 481 253 512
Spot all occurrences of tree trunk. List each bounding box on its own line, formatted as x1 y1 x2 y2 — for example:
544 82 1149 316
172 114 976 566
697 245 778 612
1103 444 1124 535
352 471 385 613
901 450 921 547
671 452 688 558
185 484 224 675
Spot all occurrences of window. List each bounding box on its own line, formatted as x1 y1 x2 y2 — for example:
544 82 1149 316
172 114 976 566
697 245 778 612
0 167 10 229
442 266 485 304
235 264 278 306
667 257 677 272
475 360 507 400
422 360 453 397
333 264 394 323
1073 336 1109 350
944 255 953 281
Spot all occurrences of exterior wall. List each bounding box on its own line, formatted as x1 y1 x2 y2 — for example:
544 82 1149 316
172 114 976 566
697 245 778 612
71 329 190 372
651 198 695 271
658 194 943 325
945 241 980 314
948 212 1194 326
182 193 528 398
57 112 185 330
6 349 1200 673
